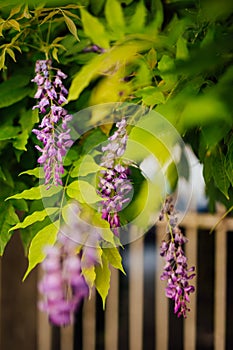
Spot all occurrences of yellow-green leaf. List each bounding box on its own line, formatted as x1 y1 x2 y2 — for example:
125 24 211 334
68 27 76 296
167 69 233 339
80 8 109 48
66 180 101 204
103 246 125 274
9 208 59 232
6 185 63 201
63 13 79 41
105 0 125 37
95 254 111 309
23 221 59 280
7 19 20 31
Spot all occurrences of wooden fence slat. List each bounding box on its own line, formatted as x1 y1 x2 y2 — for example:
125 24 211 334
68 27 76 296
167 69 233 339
184 225 198 350
37 267 52 350
155 222 169 350
129 232 144 350
214 223 227 350
61 325 73 350
105 265 119 350
82 288 96 350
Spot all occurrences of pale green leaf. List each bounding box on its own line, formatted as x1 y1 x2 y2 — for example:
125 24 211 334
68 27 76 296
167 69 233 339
92 212 116 246
6 185 63 201
63 13 79 41
105 0 125 37
23 221 59 280
95 254 111 308
103 246 125 273
67 180 101 203
80 8 110 48
71 155 104 177
9 208 59 232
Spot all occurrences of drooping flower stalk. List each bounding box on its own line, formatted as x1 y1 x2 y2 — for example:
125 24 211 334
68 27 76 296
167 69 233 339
98 118 133 236
159 197 196 318
32 59 73 187
38 203 100 326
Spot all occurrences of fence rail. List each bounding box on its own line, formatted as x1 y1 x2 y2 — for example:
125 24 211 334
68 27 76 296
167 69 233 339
1 211 233 350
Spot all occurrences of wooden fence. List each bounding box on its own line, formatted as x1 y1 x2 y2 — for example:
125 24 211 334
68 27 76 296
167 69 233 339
1 211 233 350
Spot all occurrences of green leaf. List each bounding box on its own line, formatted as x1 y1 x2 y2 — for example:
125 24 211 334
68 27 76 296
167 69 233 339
212 148 230 199
6 185 63 201
68 39 151 101
67 180 101 204
105 0 125 37
157 55 177 85
135 86 165 105
19 167 43 178
23 221 59 280
82 264 96 291
102 246 125 274
225 144 233 186
0 74 31 108
92 212 116 246
7 19 20 31
146 48 157 70
9 208 59 232
80 8 110 48
71 155 104 177
0 202 19 255
6 48 16 62
176 36 189 60
63 13 79 41
13 129 29 150
0 125 20 140
128 0 147 33
95 254 111 309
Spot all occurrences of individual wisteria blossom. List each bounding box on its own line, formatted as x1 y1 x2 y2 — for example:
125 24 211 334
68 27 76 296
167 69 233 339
159 197 196 318
38 203 100 326
98 118 133 236
32 59 73 187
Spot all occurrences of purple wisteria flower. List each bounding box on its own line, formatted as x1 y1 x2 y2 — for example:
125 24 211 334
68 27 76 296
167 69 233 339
38 241 88 326
98 118 133 236
38 202 101 326
32 60 73 187
159 197 196 318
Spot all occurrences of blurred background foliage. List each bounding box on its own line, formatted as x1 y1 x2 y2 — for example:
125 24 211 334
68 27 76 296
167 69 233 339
0 0 233 255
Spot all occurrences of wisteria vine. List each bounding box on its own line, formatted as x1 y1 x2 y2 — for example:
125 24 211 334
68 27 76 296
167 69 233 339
159 197 196 318
32 59 73 187
32 60 196 325
97 118 133 236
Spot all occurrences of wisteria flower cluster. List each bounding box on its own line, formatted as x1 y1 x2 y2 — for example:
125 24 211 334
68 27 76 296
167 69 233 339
159 197 196 318
98 118 133 236
38 203 100 326
32 59 73 187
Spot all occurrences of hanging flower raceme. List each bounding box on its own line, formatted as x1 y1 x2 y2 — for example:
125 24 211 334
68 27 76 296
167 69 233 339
98 118 133 236
38 203 100 326
159 197 196 318
32 59 73 187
